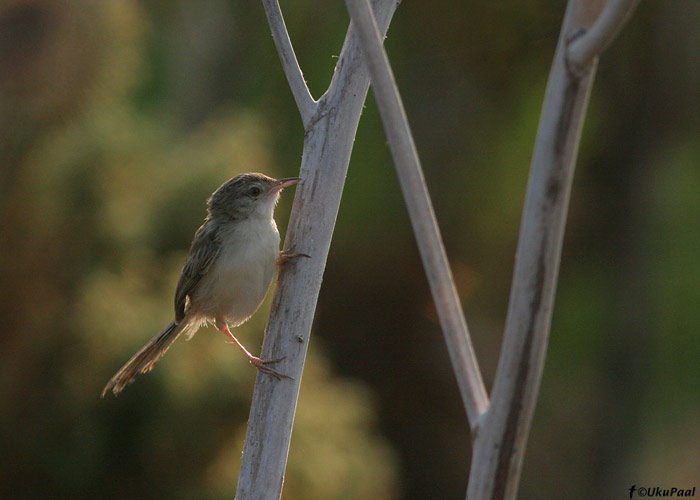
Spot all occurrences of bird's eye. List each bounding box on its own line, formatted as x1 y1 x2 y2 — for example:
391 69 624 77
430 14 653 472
249 186 262 197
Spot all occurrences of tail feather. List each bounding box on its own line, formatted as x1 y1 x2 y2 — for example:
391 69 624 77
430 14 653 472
102 321 186 397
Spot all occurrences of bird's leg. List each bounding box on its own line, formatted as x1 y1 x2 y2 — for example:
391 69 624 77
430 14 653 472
215 319 291 379
277 248 311 268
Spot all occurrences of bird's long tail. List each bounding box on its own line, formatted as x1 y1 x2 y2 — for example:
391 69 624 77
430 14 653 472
102 321 188 397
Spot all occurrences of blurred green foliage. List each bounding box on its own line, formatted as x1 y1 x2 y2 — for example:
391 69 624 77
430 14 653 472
1 1 698 499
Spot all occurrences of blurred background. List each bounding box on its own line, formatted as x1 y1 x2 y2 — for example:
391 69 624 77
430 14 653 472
1 0 699 499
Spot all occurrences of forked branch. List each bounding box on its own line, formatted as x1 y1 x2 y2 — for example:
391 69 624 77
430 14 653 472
344 0 489 430
567 0 641 74
350 0 641 497
468 1 641 499
241 0 640 499
235 2 399 499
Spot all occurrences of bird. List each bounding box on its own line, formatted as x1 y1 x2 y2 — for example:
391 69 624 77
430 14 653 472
102 172 302 397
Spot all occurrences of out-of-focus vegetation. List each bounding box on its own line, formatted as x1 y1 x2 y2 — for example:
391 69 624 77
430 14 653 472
1 1 698 499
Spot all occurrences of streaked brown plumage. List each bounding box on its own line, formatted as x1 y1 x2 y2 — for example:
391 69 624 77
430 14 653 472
102 173 300 397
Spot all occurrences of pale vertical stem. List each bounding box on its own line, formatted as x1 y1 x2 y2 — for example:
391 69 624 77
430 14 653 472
261 0 316 124
344 0 489 429
466 0 638 499
234 2 399 499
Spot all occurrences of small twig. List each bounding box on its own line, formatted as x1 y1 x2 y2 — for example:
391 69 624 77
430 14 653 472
261 0 316 125
567 0 641 74
344 0 489 429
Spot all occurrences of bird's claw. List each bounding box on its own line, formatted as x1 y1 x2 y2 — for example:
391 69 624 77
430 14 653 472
277 248 311 267
249 356 293 380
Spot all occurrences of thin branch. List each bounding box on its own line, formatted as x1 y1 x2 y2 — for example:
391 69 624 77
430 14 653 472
567 0 641 73
234 2 400 499
261 0 316 125
344 0 489 429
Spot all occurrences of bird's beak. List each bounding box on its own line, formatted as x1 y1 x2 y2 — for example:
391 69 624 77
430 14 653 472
270 177 301 194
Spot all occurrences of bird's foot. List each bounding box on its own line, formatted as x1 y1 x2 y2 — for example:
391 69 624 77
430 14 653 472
218 323 293 380
249 355 293 380
277 248 311 267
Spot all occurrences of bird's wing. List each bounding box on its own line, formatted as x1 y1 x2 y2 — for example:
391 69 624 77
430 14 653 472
174 220 222 323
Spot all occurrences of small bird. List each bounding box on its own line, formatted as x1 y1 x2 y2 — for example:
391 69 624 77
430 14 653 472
102 172 302 397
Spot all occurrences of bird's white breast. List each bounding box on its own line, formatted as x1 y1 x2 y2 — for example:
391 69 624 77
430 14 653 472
192 215 280 326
